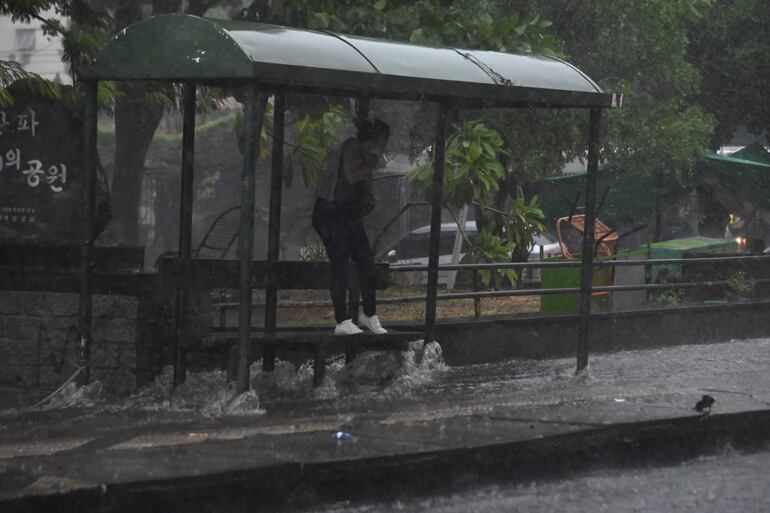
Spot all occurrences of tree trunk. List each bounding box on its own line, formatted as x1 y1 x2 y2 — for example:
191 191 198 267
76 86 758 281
446 205 468 290
653 169 664 242
102 0 189 245
107 84 165 244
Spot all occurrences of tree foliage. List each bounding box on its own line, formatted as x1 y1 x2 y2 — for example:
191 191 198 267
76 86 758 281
0 0 111 106
522 0 715 177
461 228 517 289
5 0 755 250
410 120 508 211
687 0 770 147
409 121 546 274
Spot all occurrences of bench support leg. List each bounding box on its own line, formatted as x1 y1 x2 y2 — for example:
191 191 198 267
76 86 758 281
226 344 238 382
345 339 357 365
262 343 275 372
313 348 326 387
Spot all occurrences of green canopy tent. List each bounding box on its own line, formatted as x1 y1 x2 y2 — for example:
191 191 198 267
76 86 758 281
534 144 770 245
701 145 770 215
78 14 620 391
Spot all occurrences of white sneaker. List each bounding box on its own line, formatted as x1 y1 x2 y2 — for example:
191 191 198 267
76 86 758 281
359 314 387 335
334 319 363 336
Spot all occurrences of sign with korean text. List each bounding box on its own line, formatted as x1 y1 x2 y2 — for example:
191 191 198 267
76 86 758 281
0 90 84 243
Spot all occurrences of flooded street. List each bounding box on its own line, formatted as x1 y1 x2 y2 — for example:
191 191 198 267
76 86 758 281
7 337 769 425
2 338 770 511
308 448 770 513
13 337 770 422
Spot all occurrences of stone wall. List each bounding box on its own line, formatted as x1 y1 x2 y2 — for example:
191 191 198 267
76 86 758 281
431 299 770 365
0 291 170 395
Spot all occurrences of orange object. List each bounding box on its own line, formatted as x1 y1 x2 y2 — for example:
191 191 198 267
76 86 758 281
556 214 618 260
555 214 618 298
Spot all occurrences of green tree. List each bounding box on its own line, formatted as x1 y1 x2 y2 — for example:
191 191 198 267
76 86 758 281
512 0 714 240
0 0 112 106
0 0 224 244
0 0 581 247
410 120 546 284
687 0 770 148
410 120 508 212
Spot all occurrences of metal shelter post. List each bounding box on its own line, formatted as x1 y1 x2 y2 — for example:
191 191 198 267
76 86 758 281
356 97 370 124
237 86 268 393
424 101 450 343
173 83 197 386
77 80 98 386
263 91 285 372
576 108 603 372
347 97 371 322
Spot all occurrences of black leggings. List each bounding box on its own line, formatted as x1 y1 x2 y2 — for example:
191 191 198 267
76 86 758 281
312 199 377 323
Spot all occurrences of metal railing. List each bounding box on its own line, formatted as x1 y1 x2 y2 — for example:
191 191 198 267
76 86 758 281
216 253 770 321
381 254 770 318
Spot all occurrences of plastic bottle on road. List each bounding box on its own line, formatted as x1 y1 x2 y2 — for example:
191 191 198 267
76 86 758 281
333 431 353 441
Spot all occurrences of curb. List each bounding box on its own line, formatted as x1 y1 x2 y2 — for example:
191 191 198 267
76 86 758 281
4 409 770 513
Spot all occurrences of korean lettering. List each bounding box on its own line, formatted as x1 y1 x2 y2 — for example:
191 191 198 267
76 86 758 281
22 159 44 187
45 164 66 192
1 148 21 172
0 207 36 224
16 110 38 137
0 111 9 135
19 159 66 192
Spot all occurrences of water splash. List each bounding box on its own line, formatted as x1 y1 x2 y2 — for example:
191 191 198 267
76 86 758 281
118 366 265 417
39 380 104 410
22 337 767 419
225 390 261 415
248 340 446 402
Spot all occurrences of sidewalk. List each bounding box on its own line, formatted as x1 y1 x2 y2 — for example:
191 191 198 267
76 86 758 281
2 338 770 512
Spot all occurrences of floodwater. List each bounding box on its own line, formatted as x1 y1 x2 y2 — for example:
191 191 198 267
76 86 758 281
20 337 770 422
304 447 770 513
3 338 770 512
23 340 448 417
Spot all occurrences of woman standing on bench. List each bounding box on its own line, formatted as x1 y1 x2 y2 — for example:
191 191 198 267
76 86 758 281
313 119 390 335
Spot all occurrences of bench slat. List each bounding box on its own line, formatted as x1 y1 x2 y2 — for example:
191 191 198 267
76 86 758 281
157 258 389 290
196 330 421 387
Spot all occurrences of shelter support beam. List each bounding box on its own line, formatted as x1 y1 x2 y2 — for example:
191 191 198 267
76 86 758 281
237 87 268 393
173 83 197 386
356 97 370 125
424 101 451 343
263 91 286 372
577 108 603 372
77 80 98 385
346 97 372 322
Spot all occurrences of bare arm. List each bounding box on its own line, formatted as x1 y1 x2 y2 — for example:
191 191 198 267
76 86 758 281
342 141 379 184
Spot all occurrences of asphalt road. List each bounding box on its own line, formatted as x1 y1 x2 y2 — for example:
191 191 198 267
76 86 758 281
308 447 770 513
4 338 770 512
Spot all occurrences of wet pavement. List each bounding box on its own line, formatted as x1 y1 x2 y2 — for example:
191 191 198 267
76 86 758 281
2 338 770 511
307 447 770 513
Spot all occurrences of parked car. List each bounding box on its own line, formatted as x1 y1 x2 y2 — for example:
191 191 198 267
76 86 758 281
378 221 561 285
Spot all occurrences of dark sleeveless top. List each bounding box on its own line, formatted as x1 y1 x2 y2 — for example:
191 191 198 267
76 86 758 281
331 139 375 219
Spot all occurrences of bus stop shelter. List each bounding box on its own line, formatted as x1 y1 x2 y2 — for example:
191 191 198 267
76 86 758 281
78 14 621 393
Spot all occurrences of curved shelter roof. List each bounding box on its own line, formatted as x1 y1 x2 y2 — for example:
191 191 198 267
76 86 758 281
83 14 619 109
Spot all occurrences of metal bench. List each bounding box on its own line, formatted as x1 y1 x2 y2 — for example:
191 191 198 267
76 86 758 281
158 257 420 386
203 330 418 386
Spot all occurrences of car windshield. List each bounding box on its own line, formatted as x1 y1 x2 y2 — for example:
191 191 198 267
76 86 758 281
390 231 476 260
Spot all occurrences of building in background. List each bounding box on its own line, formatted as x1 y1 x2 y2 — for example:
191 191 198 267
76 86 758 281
0 10 71 84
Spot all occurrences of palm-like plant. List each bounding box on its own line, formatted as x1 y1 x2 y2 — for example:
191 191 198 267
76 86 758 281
409 119 508 210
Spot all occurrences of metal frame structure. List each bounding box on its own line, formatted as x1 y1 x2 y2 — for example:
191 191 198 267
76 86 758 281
78 14 620 392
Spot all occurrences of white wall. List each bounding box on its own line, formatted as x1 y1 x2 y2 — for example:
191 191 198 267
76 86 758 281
0 10 71 85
